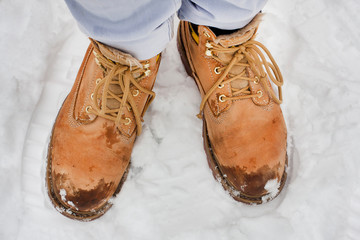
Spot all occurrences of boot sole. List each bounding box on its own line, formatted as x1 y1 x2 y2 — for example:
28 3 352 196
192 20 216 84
45 100 130 221
176 23 287 204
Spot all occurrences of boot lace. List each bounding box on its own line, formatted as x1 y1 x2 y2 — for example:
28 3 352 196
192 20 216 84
197 37 284 118
86 49 155 135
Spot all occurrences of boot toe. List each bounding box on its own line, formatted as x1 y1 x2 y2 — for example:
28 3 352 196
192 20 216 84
52 171 115 213
221 162 284 199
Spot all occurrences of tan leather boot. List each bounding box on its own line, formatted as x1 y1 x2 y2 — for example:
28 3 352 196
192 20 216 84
178 14 287 204
46 39 161 220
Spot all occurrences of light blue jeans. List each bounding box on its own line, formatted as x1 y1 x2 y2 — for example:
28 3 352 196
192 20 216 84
65 0 267 60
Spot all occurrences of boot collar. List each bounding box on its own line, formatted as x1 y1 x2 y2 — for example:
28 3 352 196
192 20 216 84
200 13 263 48
90 39 142 68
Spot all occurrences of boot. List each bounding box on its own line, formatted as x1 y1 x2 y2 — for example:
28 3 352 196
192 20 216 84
178 14 287 204
46 39 161 220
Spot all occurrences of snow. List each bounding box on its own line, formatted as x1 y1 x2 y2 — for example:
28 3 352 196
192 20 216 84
59 189 67 202
262 179 280 203
59 189 78 210
1 0 360 239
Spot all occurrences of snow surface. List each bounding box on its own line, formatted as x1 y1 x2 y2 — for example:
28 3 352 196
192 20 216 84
1 0 360 239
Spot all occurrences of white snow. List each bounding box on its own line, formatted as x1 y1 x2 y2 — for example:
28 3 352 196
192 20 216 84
262 179 280 203
67 201 77 209
59 189 67 202
59 189 78 210
1 0 360 239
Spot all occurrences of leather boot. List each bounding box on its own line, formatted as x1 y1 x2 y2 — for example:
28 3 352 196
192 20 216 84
178 14 287 204
46 39 161 220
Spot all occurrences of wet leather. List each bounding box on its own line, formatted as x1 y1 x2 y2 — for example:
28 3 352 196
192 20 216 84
180 20 287 197
48 43 160 212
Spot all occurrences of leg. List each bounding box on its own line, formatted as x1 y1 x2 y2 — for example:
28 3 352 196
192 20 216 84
65 0 181 59
178 0 267 30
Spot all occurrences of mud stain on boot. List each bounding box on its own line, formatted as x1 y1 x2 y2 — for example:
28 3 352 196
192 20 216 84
54 172 114 212
221 163 281 197
102 122 121 149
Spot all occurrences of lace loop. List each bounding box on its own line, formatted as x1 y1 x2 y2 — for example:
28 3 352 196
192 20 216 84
88 48 155 135
197 39 283 118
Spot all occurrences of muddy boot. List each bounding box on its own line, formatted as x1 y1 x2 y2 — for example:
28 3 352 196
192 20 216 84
46 39 161 220
178 14 287 204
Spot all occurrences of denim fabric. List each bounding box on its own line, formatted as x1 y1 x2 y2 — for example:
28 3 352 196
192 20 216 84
178 0 267 30
65 0 267 60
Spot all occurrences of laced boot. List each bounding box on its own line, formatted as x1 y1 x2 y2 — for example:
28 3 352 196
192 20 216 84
178 14 287 204
46 39 161 220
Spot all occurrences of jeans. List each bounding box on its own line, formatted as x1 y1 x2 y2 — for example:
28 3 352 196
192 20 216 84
65 0 267 60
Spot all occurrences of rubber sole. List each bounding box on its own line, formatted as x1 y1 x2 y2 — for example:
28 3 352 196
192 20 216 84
176 23 287 204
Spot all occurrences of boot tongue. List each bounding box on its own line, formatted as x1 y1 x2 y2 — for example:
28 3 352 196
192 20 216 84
91 39 142 110
210 13 263 90
212 30 250 90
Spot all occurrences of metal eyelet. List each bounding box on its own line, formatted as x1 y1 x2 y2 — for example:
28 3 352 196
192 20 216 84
96 78 101 85
254 76 260 84
145 69 151 76
90 93 94 100
143 63 150 69
132 89 139 97
85 106 92 113
94 57 101 66
214 67 221 74
257 90 263 98
204 31 210 38
205 42 212 48
218 84 224 89
127 106 132 112
205 50 212 56
124 117 131 125
219 94 226 102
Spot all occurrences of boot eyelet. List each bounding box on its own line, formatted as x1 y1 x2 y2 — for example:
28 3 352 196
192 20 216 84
124 117 131 125
96 78 101 85
94 58 101 66
205 50 212 56
143 63 150 69
85 106 92 113
90 93 94 100
132 89 139 97
145 69 151 76
219 94 226 102
127 106 132 112
257 90 263 98
218 84 224 89
254 76 260 84
204 31 210 38
214 67 221 74
205 42 212 48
